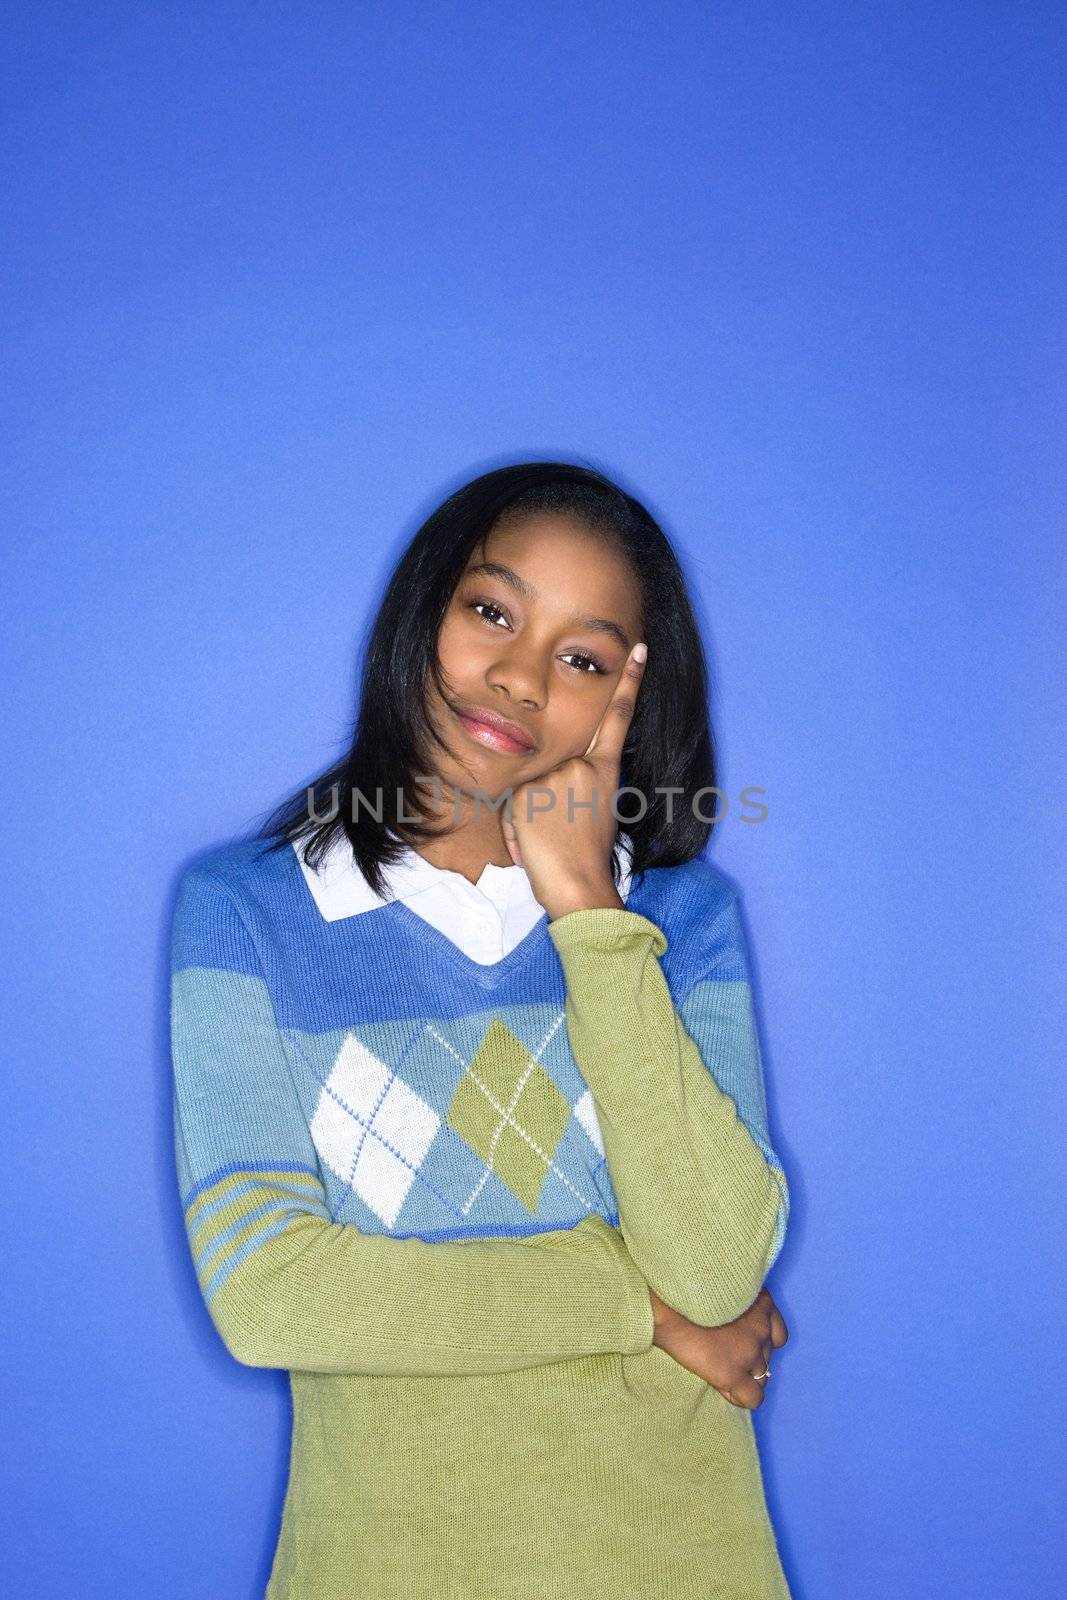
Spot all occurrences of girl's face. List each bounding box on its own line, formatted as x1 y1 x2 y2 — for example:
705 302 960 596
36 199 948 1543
425 512 644 803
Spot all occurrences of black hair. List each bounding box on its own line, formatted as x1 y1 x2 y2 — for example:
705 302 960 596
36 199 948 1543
254 460 718 897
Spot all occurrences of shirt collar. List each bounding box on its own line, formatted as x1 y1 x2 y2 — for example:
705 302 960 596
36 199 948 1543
292 827 634 923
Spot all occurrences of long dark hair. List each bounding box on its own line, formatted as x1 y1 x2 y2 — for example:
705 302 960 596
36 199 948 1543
255 460 718 897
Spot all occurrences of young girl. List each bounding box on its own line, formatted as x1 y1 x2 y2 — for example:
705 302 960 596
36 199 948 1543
170 462 792 1598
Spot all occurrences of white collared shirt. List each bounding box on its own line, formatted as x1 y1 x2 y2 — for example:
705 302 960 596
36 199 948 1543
293 828 634 966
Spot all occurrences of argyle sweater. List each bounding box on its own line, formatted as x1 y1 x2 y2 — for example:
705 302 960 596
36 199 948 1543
170 835 791 1599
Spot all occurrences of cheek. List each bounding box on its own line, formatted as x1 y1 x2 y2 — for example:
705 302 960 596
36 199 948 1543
437 614 504 681
433 616 472 683
550 698 601 756
435 610 463 654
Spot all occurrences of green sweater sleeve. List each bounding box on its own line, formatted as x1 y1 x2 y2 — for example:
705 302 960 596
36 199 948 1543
171 867 654 1377
546 896 789 1328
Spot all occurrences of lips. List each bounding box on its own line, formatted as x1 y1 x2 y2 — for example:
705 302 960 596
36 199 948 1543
451 702 537 754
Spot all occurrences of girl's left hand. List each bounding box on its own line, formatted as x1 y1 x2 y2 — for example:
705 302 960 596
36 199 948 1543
500 642 648 920
652 1285 790 1411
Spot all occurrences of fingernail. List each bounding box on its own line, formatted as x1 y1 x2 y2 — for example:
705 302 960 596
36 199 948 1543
632 642 647 663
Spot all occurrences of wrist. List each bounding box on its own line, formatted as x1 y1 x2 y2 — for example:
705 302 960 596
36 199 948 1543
648 1285 674 1341
545 879 626 920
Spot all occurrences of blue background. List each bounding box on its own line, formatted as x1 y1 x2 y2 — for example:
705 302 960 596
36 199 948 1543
3 3 1064 1596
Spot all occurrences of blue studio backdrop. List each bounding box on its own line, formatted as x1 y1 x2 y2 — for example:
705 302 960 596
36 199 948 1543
2 4 1064 1597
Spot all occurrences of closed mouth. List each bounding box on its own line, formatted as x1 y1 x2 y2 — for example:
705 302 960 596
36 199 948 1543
449 702 537 753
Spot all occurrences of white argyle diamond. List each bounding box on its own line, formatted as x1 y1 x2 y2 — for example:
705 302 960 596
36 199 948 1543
573 1087 605 1155
310 1032 441 1227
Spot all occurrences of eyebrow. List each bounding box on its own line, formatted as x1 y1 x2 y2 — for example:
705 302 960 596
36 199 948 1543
464 561 632 653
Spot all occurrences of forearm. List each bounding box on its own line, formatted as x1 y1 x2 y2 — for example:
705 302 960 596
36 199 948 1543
178 1123 654 1376
547 906 787 1326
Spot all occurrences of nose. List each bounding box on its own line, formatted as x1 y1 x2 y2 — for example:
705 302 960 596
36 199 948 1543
487 640 546 710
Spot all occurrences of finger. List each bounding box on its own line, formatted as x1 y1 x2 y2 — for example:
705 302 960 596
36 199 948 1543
720 1384 749 1410
722 1377 766 1411
500 814 522 867
584 642 647 762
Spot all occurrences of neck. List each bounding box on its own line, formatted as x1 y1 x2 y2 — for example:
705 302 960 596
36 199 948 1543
398 795 517 886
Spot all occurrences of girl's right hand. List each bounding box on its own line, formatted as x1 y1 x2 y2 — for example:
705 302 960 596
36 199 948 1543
648 1285 789 1410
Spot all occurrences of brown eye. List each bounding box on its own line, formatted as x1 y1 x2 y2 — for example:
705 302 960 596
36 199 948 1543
561 651 607 675
470 600 510 629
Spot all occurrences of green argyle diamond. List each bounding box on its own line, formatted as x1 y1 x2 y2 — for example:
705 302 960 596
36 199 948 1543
446 1017 571 1212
